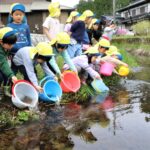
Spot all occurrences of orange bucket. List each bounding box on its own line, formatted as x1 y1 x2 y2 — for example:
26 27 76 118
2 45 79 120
60 71 80 93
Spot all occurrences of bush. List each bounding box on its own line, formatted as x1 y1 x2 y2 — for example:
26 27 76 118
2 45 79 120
132 20 150 36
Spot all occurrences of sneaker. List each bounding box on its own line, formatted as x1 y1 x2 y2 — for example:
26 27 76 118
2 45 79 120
3 86 12 97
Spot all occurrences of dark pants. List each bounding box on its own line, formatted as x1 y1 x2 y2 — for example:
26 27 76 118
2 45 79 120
17 65 31 82
0 70 9 86
17 65 38 84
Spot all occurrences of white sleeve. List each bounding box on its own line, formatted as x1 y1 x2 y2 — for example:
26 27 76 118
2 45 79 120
104 27 113 32
42 17 52 30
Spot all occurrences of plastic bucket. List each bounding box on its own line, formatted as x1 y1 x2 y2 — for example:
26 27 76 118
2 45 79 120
12 80 38 109
39 76 62 102
100 62 114 76
91 79 109 93
60 71 81 93
118 66 129 77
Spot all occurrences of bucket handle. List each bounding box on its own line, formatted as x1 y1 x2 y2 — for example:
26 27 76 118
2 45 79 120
39 76 54 86
12 80 35 97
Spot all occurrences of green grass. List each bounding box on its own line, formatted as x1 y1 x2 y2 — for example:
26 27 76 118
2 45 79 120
113 42 150 52
112 42 138 67
113 35 150 39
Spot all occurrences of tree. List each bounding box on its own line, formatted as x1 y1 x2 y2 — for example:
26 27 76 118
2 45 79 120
77 0 131 17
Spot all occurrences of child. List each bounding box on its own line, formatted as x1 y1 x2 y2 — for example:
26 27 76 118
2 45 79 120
105 45 123 60
67 10 94 58
43 2 61 41
0 27 18 95
102 22 117 41
63 47 102 82
64 11 80 33
49 32 77 76
7 3 31 54
96 39 110 56
87 18 102 45
86 39 127 74
13 42 57 93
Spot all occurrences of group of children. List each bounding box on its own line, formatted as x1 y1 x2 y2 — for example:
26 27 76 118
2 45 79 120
0 2 128 97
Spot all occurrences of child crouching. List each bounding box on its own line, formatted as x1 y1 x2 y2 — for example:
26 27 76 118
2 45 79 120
13 42 57 93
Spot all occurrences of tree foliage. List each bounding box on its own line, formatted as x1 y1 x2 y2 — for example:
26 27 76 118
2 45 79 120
77 0 131 17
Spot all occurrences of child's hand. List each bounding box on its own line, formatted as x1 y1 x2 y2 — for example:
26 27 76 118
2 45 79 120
12 76 18 83
36 86 43 93
54 76 58 81
59 73 64 80
95 75 102 80
123 63 128 67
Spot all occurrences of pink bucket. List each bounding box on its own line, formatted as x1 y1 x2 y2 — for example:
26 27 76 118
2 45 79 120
99 62 114 76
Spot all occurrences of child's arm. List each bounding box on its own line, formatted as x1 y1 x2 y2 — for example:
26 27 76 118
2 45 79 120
100 56 128 67
61 51 77 73
42 17 52 41
0 57 14 79
43 27 52 41
49 56 61 75
80 56 101 80
23 59 39 86
41 62 56 78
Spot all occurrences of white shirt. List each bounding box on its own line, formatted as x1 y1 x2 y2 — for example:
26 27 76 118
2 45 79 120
42 16 60 39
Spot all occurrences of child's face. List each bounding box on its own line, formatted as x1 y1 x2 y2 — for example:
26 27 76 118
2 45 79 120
85 17 92 25
12 10 24 24
0 42 13 50
98 46 106 54
72 16 79 23
36 58 45 64
93 24 99 31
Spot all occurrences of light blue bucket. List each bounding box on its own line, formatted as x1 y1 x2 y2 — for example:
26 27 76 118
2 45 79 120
91 79 109 93
39 76 62 102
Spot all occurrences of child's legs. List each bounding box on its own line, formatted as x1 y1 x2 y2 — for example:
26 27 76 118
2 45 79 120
67 44 75 58
17 65 31 82
74 43 82 57
0 71 8 86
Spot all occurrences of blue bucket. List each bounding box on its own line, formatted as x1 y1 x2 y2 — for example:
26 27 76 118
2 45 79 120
39 76 62 102
91 79 109 93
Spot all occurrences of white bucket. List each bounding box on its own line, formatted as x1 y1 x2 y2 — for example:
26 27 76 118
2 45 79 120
12 80 38 109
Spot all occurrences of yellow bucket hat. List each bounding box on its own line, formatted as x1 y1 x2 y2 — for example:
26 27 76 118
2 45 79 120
78 10 94 21
49 32 70 45
30 42 54 59
106 45 119 56
0 27 16 40
98 39 110 48
88 18 99 29
66 11 80 23
48 2 60 18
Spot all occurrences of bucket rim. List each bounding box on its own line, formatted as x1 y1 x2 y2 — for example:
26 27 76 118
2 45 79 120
12 80 36 97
